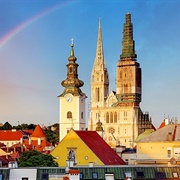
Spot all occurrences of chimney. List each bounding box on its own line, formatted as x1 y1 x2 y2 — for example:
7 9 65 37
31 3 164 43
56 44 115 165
69 170 80 180
167 132 173 141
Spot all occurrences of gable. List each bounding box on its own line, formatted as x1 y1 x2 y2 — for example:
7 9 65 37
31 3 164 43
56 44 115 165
75 131 125 165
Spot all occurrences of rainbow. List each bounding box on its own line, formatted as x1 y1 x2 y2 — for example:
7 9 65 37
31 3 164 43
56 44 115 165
0 0 74 48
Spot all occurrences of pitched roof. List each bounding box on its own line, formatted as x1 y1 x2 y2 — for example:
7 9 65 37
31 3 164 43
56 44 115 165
0 130 23 141
31 124 46 138
75 130 126 165
135 129 154 142
138 124 180 142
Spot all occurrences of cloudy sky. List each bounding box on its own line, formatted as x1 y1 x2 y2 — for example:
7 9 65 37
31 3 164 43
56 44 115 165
0 0 179 128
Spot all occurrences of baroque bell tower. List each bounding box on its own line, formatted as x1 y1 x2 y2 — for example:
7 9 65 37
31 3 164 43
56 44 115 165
58 40 87 141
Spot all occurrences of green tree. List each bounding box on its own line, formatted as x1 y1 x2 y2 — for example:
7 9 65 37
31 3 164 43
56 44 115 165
45 128 59 146
18 150 58 167
0 122 12 130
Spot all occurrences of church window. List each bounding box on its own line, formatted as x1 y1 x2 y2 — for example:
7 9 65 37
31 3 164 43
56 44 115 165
101 74 103 82
68 148 76 163
108 127 115 134
95 88 100 102
114 112 117 123
124 111 127 120
69 67 73 73
81 112 83 119
67 111 72 119
120 71 122 78
92 75 94 82
106 112 109 123
110 112 113 123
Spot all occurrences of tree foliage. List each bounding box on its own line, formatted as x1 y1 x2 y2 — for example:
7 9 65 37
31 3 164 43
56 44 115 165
18 150 58 167
0 122 12 130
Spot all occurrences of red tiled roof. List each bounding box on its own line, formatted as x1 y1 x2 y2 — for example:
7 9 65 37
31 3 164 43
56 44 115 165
0 130 23 141
31 124 46 138
158 121 165 129
75 131 126 165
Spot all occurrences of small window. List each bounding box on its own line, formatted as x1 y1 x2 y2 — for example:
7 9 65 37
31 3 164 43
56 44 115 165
173 172 178 178
67 111 72 119
81 112 83 119
125 172 132 178
136 171 144 178
155 172 166 178
80 173 83 179
22 178 28 180
92 172 98 179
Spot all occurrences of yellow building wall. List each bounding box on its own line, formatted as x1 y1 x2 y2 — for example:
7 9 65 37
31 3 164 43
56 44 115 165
51 130 104 167
137 142 180 160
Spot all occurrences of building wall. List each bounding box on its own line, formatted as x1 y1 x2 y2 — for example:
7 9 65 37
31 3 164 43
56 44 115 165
9 168 37 180
51 130 104 166
137 141 180 161
59 95 86 141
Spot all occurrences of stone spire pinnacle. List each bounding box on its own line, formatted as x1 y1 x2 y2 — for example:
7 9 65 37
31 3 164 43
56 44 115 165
120 13 137 59
94 17 105 68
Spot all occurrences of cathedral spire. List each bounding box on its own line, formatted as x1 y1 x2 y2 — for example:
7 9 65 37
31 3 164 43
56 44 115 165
94 17 105 67
90 18 109 108
120 13 137 59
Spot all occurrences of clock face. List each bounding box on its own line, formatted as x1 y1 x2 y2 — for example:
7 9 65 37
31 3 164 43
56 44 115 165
65 94 73 103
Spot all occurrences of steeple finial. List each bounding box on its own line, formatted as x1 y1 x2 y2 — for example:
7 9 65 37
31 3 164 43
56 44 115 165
98 17 101 29
70 38 74 56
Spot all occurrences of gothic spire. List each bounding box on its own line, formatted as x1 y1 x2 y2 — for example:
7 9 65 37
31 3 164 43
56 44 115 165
120 13 137 59
94 18 105 68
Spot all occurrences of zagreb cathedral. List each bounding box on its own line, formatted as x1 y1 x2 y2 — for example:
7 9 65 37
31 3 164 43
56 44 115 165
88 13 153 148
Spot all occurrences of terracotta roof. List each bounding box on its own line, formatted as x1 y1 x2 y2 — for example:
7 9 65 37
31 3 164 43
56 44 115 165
158 120 166 129
75 130 126 165
31 124 46 138
138 124 180 142
0 130 23 141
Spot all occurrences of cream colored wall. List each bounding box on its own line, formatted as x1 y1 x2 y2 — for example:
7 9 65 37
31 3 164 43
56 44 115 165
137 142 180 160
89 105 139 148
59 95 86 141
51 130 104 166
1 140 20 147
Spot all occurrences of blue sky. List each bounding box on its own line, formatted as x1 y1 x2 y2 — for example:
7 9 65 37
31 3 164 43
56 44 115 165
0 0 179 128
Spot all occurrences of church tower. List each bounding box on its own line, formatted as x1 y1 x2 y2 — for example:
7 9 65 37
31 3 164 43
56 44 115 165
116 13 141 104
89 13 153 148
58 40 86 141
89 19 109 130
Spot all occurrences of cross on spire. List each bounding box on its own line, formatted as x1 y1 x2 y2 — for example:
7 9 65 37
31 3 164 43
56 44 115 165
71 38 74 45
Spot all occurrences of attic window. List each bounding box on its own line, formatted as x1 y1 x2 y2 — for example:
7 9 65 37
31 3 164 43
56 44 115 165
125 172 132 178
80 173 83 179
92 172 98 179
155 172 166 178
136 171 144 178
173 172 178 178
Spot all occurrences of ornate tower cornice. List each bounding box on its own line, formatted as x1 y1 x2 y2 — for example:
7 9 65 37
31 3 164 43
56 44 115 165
59 39 85 97
120 13 137 59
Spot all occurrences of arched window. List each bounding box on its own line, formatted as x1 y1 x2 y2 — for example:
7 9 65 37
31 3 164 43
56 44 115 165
95 88 100 102
110 112 113 123
67 111 72 119
69 67 73 73
81 112 83 119
108 136 112 141
106 112 109 123
114 112 117 123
